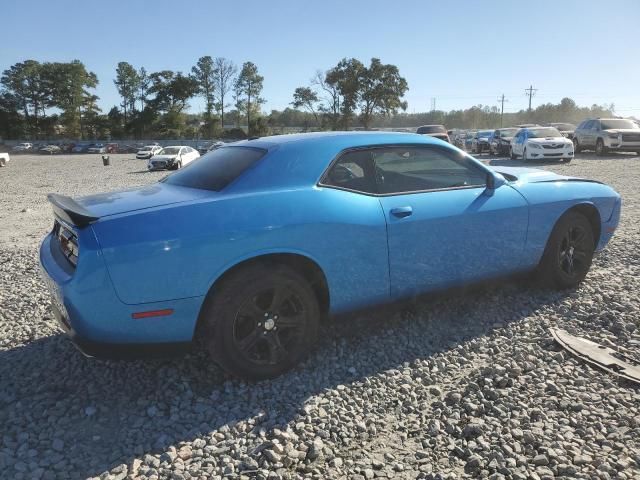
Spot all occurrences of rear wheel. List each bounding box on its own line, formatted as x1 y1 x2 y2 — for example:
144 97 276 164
595 138 606 156
522 147 529 163
537 211 595 289
0 158 5 167
200 264 320 380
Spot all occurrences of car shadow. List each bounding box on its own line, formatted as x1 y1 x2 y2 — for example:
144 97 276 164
0 277 570 478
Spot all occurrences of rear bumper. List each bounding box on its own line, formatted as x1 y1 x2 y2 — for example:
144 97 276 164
51 302 191 359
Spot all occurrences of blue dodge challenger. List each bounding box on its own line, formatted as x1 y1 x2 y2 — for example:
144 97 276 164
40 132 621 378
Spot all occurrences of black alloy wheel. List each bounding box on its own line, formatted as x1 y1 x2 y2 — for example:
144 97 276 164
232 285 305 366
537 211 595 289
201 264 319 379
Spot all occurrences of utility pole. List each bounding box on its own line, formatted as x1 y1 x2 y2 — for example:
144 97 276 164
497 94 508 127
525 85 537 112
430 97 436 112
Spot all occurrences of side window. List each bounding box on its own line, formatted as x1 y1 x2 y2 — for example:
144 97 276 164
592 121 600 131
583 120 594 130
323 149 377 194
372 146 487 195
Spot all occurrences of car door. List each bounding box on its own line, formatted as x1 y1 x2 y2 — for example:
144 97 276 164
582 121 596 147
371 145 529 298
512 130 525 156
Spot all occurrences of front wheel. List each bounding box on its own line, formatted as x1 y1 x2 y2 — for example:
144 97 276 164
573 137 581 153
200 264 320 380
522 147 529 163
510 147 516 160
595 138 606 156
537 212 595 289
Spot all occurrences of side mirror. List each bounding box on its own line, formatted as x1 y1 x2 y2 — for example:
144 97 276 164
486 171 506 191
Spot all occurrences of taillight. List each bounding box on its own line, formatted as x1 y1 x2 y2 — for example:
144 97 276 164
54 220 79 267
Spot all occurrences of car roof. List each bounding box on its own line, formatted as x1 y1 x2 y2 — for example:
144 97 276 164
224 132 480 194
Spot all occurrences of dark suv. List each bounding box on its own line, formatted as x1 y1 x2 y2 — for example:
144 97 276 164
416 125 449 143
573 118 640 155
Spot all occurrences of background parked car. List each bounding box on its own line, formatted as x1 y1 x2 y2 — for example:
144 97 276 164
471 130 493 154
72 142 92 153
147 145 199 170
489 128 518 156
546 123 576 139
464 131 477 151
207 141 226 152
39 144 62 155
573 118 640 155
416 125 450 142
87 143 107 153
136 145 163 159
510 126 574 162
12 142 33 152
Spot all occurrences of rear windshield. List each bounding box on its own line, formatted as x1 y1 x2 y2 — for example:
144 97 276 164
160 147 180 155
416 125 446 134
600 119 639 130
162 146 266 191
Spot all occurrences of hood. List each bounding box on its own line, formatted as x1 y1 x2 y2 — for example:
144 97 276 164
74 182 215 218
491 166 585 184
149 155 177 162
527 137 571 144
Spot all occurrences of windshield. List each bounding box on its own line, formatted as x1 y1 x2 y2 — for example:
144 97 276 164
528 127 562 138
499 128 517 137
551 123 576 131
162 146 266 191
416 125 446 134
160 147 181 155
478 131 493 137
600 119 639 130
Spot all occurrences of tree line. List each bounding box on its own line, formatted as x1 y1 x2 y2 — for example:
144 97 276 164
0 56 614 140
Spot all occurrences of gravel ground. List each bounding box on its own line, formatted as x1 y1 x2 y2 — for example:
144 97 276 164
0 152 639 480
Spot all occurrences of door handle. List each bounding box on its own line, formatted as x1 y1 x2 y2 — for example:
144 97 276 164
390 206 413 218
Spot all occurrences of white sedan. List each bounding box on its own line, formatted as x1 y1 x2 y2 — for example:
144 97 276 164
136 145 163 160
12 142 33 152
147 146 200 171
510 126 574 163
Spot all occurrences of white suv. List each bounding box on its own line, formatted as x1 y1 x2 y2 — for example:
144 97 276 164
573 118 640 156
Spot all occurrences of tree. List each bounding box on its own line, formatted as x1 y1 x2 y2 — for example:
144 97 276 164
213 57 237 129
312 70 340 130
138 66 150 111
48 60 99 138
191 56 216 134
148 71 198 113
291 86 319 125
326 58 365 129
1 60 54 137
113 62 140 125
235 62 264 135
358 58 408 129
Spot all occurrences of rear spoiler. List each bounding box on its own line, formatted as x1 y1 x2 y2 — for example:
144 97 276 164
47 193 99 227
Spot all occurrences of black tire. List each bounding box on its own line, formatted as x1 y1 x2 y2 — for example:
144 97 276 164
595 138 606 156
510 147 516 160
522 147 529 163
175 160 182 170
564 157 572 163
573 137 581 153
0 158 5 167
200 264 320 380
537 211 595 289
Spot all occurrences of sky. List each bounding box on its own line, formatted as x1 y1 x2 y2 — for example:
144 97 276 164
2 0 640 117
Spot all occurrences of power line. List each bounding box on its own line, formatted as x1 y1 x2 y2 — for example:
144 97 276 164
525 85 538 111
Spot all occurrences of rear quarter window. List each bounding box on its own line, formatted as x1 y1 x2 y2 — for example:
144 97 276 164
162 146 266 191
